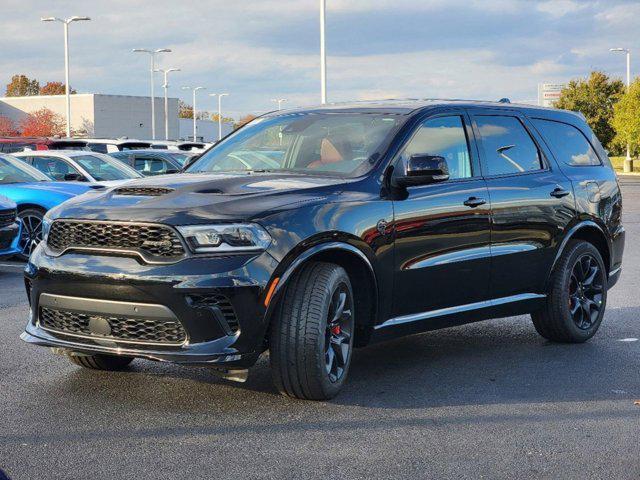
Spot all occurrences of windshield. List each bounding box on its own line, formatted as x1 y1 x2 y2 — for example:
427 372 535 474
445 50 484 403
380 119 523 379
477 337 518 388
0 154 51 184
188 113 404 177
168 152 192 166
73 154 142 181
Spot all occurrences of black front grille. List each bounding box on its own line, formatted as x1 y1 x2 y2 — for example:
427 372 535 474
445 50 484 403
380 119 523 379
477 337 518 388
0 209 16 228
114 187 174 196
39 307 187 344
188 293 240 334
47 220 185 260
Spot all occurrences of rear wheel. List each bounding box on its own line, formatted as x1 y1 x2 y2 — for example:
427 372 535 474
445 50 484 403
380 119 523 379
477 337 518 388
16 208 45 260
532 240 607 343
69 354 134 371
269 262 355 400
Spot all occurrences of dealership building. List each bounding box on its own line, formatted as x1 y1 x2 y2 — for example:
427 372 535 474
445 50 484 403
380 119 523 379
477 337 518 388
0 93 231 141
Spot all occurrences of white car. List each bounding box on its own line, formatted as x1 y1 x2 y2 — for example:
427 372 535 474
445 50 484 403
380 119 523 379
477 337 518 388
14 150 143 185
83 138 152 154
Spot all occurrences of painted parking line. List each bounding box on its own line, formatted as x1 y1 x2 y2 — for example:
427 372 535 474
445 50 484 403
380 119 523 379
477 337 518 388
618 338 639 342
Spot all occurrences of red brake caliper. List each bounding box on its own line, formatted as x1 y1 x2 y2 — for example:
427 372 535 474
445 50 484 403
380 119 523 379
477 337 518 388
330 325 341 335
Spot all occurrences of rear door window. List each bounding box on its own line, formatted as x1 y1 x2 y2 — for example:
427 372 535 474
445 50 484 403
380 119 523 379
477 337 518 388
474 116 543 176
532 119 601 166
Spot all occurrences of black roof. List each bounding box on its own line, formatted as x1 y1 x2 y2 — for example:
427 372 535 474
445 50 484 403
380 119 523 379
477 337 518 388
268 98 584 123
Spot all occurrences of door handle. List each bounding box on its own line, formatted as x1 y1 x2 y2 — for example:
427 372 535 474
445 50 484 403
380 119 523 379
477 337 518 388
550 187 570 198
463 197 486 208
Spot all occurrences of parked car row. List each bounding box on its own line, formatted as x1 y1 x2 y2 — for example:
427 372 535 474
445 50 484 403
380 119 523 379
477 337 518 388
0 136 211 154
0 154 95 259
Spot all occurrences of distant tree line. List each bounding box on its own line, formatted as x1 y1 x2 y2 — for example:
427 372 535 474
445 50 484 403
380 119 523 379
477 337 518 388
5 74 76 97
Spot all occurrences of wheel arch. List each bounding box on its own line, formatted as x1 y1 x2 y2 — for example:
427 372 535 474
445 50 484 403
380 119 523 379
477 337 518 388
548 221 611 286
16 203 47 214
263 241 379 347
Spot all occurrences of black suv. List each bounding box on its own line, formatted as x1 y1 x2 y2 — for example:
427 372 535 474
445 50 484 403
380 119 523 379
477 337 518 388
22 100 624 400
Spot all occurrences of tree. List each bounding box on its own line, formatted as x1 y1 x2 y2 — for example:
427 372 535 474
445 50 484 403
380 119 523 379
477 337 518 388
554 71 625 151
612 78 640 157
235 114 257 129
19 108 66 137
210 113 234 124
5 74 40 97
39 81 76 96
178 100 193 119
0 116 18 136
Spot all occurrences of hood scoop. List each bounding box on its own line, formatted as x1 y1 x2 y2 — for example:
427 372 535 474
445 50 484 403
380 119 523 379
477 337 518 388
114 186 175 197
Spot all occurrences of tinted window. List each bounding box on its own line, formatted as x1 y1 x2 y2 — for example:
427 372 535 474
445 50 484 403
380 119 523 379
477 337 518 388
475 116 542 176
532 119 601 166
399 116 472 180
133 157 170 175
87 143 108 154
30 156 82 181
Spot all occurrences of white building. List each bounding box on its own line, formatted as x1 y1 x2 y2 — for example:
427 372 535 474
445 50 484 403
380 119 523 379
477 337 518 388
0 93 180 139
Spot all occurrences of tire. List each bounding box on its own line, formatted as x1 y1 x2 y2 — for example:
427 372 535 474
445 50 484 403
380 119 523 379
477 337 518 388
269 262 355 400
532 240 607 343
69 354 134 371
16 207 46 261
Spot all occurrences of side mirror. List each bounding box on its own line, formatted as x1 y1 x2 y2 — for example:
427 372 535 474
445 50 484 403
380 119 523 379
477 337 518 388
394 154 449 187
63 172 85 181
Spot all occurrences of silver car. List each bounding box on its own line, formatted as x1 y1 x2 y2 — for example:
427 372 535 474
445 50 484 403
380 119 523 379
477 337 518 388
14 150 143 185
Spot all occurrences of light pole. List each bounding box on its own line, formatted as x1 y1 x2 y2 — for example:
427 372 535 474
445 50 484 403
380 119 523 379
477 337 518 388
212 93 229 140
155 68 180 140
610 48 632 172
182 86 206 141
271 98 287 110
133 48 172 140
320 0 327 104
41 16 91 138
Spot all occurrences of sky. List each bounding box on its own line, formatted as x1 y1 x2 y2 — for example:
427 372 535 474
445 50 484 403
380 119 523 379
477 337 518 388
1 0 639 119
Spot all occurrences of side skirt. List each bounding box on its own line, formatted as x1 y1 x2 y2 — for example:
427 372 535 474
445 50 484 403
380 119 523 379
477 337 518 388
370 293 546 343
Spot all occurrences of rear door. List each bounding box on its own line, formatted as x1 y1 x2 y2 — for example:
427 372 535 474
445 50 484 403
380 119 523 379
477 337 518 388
391 111 492 318
469 109 576 298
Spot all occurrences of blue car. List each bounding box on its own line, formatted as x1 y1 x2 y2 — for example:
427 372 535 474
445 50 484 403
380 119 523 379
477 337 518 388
0 194 19 259
0 153 94 259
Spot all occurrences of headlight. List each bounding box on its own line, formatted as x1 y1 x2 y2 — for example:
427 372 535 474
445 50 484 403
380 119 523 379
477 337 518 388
176 223 271 253
41 211 53 242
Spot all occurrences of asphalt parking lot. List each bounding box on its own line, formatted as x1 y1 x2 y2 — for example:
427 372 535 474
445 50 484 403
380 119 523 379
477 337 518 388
1 177 639 479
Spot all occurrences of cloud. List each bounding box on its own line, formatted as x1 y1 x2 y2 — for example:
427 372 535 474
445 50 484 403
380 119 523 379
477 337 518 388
0 0 636 116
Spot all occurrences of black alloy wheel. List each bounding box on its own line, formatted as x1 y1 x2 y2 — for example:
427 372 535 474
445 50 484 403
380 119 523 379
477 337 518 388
325 283 354 383
568 253 605 330
531 240 608 343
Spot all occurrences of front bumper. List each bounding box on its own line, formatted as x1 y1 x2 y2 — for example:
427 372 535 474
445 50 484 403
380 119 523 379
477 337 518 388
22 245 279 368
0 222 20 258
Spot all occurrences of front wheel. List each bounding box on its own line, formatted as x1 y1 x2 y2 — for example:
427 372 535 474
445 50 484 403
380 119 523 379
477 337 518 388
532 240 607 343
16 208 45 260
269 262 355 400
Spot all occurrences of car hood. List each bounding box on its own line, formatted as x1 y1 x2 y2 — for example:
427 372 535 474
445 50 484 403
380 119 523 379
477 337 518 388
0 181 95 196
52 172 351 223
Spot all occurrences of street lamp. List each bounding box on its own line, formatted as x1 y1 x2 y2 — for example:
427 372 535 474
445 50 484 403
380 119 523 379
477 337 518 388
154 68 180 140
182 86 206 141
320 0 327 104
133 48 172 140
41 16 91 138
271 98 287 110
209 93 229 141
610 47 632 173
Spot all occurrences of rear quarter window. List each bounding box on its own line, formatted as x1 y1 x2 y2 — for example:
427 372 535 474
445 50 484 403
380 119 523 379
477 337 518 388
532 119 601 167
